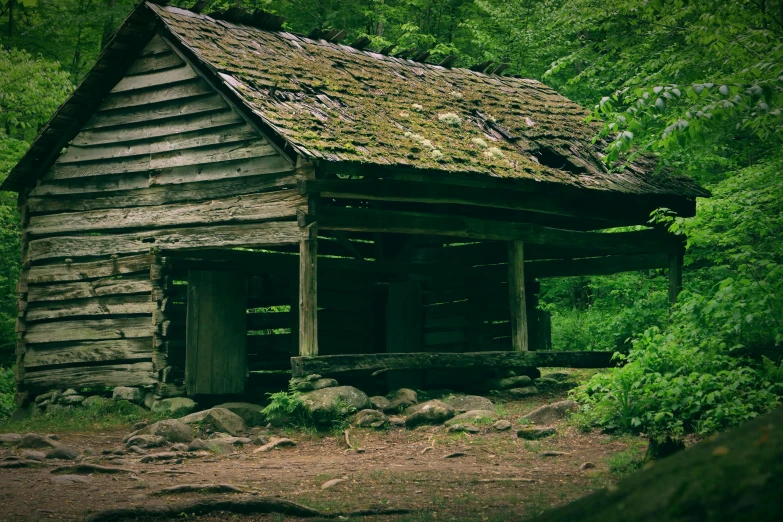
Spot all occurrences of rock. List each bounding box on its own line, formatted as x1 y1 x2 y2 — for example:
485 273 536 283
444 395 495 413
321 477 348 490
112 386 143 402
522 400 578 424
170 443 189 452
51 475 91 485
385 388 418 412
127 446 147 455
506 386 539 399
125 435 166 449
580 462 596 470
50 391 62 404
143 392 156 410
353 409 388 429
208 432 232 439
46 446 80 460
151 397 197 417
35 392 54 403
17 433 60 449
131 422 148 432
83 447 97 456
0 433 22 445
388 416 406 427
252 437 296 453
21 450 46 461
132 419 194 443
187 439 211 452
492 420 512 431
404 400 455 427
445 410 498 426
82 396 110 408
186 438 236 454
179 408 246 436
62 389 79 397
28 403 43 418
301 386 370 422
213 402 266 427
517 426 557 440
487 375 533 391
447 424 481 433
60 395 86 406
47 434 59 441
251 434 270 446
292 376 338 392
369 396 391 411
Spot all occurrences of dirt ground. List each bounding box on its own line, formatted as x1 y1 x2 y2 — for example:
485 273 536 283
0 388 645 522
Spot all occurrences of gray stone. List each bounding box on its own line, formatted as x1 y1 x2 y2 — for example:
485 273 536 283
170 443 189 452
517 426 557 440
131 422 147 432
50 475 91 485
179 408 246 436
443 395 495 413
151 397 197 417
50 391 62 404
353 409 388 429
492 420 513 431
213 402 266 427
188 438 234 454
369 396 391 411
506 386 539 399
35 392 54 403
251 434 270 446
83 447 97 456
187 438 211 451
522 400 578 424
447 424 481 433
46 434 59 441
292 377 338 392
404 400 455 427
127 445 148 455
445 410 498 426
253 437 296 453
46 446 80 460
580 462 596 470
388 416 406 427
125 435 166 449
386 388 418 413
17 433 60 449
0 433 22 445
143 392 156 410
60 395 86 406
112 386 143 402
487 375 533 391
62 389 79 397
21 450 46 461
301 386 370 422
131 419 194 443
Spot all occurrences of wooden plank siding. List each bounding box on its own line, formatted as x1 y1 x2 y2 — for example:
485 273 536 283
16 34 298 394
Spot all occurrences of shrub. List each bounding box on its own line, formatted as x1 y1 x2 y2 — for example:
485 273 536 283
0 365 14 420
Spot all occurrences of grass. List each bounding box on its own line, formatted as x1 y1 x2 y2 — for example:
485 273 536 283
605 444 647 479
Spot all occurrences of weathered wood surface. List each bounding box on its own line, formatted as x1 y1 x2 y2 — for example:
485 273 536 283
24 317 153 344
28 222 301 261
83 95 227 131
27 254 151 283
110 64 197 93
299 231 318 356
24 362 156 390
27 276 153 302
319 207 679 255
29 190 303 236
24 338 153 368
291 351 617 377
26 295 155 321
507 241 528 352
100 79 214 111
124 50 184 76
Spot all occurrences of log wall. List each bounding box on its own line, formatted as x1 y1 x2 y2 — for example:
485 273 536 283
16 34 300 395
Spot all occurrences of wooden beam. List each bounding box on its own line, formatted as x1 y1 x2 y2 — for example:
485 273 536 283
508 241 528 352
525 252 670 279
319 207 679 255
290 351 617 377
669 253 683 305
299 225 318 356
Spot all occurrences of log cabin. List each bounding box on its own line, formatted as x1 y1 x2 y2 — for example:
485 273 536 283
2 1 709 401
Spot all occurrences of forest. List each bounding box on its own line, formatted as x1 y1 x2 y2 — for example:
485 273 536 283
0 0 781 448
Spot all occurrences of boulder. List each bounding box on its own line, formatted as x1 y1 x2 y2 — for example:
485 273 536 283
17 433 60 449
179 408 246 436
252 434 270 446
170 443 189 452
143 392 156 410
385 388 419 412
62 389 79 397
60 395 86 406
301 386 370 422
487 375 533 391
0 433 22 445
444 395 495 413
353 409 388 429
125 435 166 449
20 450 46 461
131 419 194 443
46 446 80 460
404 400 455 427
369 396 391 411
213 402 265 427
506 386 539 399
112 387 143 402
388 416 406 427
445 409 498 426
35 392 54 404
151 397 197 417
517 426 557 440
447 424 481 433
522 400 578 424
492 420 513 431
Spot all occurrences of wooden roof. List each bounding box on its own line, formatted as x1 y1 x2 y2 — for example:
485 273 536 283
2 1 709 199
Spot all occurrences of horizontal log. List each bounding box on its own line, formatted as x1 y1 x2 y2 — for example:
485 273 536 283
24 338 153 368
110 64 197 93
27 173 297 213
26 295 155 321
99 79 214 111
84 94 225 130
28 190 303 236
319 207 679 255
27 221 302 262
27 276 153 302
124 51 184 77
291 351 617 377
24 317 154 344
23 362 156 390
27 254 151 284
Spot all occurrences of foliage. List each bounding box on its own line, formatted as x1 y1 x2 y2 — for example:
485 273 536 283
0 364 13 420
261 382 310 426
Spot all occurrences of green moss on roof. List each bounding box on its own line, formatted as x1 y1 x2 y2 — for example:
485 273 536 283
150 4 707 197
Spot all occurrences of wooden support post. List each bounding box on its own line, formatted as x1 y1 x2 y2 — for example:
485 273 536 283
508 240 528 352
386 278 423 389
299 225 318 356
669 253 683 306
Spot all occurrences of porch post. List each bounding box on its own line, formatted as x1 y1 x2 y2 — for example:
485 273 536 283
508 240 529 351
299 225 318 356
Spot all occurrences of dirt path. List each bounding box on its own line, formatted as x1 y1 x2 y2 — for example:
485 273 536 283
0 390 643 521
